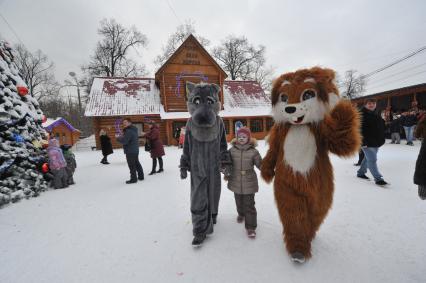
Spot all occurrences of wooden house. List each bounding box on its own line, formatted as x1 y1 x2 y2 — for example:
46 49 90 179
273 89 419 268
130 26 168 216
85 35 272 149
351 83 426 120
43 117 81 146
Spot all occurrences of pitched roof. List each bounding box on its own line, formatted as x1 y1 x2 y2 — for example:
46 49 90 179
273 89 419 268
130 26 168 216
159 80 271 119
84 77 161 117
352 83 426 102
43 117 80 132
85 77 271 118
155 34 227 78
221 80 271 117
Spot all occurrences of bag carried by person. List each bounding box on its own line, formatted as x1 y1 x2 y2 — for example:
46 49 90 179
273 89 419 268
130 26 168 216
144 140 151 152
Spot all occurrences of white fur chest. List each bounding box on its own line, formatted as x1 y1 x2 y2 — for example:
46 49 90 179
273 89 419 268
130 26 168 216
283 125 317 175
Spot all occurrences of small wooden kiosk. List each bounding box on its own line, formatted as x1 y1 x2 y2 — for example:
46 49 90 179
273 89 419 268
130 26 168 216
43 117 81 146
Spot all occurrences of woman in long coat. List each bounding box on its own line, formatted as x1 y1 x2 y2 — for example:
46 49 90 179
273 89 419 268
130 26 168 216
99 129 113 164
144 122 165 175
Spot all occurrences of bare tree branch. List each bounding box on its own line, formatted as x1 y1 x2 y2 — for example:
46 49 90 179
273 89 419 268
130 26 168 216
13 44 57 101
82 18 148 78
212 35 274 90
154 20 210 67
339 69 366 99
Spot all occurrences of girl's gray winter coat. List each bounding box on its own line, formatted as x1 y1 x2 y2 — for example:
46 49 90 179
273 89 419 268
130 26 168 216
227 138 262 194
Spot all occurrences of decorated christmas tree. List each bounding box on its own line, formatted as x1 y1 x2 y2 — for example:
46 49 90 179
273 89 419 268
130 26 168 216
0 40 51 206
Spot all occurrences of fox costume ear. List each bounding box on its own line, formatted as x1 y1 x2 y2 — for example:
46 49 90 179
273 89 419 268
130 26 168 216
323 68 336 85
185 81 196 100
312 67 336 85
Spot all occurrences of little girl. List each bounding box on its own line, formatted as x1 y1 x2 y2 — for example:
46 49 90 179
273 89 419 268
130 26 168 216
47 138 68 189
226 127 262 238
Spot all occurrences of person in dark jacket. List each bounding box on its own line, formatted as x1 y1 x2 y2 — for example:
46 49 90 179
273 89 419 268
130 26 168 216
144 122 165 175
357 99 388 186
116 118 144 184
389 114 402 144
173 127 181 146
414 113 426 199
401 111 418 146
61 144 77 185
99 129 113 164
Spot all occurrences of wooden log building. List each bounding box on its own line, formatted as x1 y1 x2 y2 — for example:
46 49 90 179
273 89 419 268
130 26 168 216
352 83 426 120
85 35 273 149
43 117 81 146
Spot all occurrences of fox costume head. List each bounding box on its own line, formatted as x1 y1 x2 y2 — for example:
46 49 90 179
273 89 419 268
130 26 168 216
271 67 340 125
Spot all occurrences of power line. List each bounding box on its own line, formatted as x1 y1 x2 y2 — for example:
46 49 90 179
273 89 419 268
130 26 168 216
361 46 426 79
334 47 423 70
0 11 26 47
366 69 426 92
165 0 182 25
367 61 426 87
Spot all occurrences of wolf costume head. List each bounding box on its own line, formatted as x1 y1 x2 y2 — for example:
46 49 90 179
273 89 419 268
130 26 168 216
186 82 221 128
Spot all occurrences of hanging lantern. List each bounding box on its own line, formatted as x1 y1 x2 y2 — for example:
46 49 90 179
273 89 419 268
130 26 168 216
41 163 49 173
17 86 29 96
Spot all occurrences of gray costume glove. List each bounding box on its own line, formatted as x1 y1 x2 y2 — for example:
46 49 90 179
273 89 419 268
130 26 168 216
180 168 188 179
221 164 232 177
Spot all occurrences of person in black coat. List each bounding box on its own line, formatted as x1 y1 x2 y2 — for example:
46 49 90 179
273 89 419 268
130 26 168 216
99 129 113 164
414 113 426 199
357 99 388 186
116 118 144 184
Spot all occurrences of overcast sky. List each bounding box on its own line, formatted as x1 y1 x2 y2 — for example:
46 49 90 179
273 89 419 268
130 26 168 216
1 0 426 96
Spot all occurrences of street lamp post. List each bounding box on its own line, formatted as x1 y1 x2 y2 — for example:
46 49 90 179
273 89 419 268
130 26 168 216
69 72 82 115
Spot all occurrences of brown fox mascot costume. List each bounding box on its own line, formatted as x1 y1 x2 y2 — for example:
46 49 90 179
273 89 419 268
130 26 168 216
261 67 361 263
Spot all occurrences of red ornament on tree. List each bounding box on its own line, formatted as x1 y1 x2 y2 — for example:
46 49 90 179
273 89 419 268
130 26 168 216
17 86 28 96
41 163 49 173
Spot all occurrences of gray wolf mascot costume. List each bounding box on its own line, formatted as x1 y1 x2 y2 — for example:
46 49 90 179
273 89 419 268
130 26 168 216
180 82 230 247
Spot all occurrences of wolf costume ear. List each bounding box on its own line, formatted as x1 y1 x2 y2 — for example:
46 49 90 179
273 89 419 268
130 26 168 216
185 81 196 100
211 83 221 95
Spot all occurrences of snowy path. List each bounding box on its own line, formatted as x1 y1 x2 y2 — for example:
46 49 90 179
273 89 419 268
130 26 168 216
1 142 425 283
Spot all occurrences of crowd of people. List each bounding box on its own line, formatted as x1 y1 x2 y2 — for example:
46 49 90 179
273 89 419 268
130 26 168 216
99 118 166 184
40 99 425 253
355 98 425 197
387 109 424 146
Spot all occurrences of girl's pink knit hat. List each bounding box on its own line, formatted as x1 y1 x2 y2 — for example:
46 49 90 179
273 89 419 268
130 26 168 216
237 127 251 139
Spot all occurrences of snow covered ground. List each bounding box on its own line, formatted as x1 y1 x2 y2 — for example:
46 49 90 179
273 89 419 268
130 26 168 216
0 141 425 283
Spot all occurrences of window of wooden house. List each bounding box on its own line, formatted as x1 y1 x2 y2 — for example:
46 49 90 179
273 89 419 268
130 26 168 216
266 118 274 131
223 119 230 134
133 123 145 137
250 119 263 133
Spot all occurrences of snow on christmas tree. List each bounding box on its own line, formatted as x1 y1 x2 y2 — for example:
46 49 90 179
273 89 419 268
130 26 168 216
0 40 51 206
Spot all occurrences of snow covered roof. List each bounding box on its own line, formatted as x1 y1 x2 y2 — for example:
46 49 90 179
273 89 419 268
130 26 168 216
85 77 161 117
221 80 271 117
85 77 271 118
42 117 80 132
158 81 271 119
